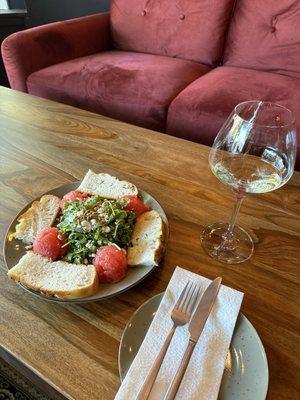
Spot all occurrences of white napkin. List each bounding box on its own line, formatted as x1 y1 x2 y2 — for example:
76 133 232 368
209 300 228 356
115 266 244 400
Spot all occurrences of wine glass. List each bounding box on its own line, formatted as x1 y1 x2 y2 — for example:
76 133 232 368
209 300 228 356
201 100 297 264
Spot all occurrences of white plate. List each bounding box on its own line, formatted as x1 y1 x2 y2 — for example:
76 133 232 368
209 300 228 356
4 183 169 304
119 293 269 399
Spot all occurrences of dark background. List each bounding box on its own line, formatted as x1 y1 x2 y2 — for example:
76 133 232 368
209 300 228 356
24 0 110 26
0 0 111 85
9 0 26 9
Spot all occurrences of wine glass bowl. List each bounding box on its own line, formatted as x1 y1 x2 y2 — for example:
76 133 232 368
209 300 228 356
201 101 297 264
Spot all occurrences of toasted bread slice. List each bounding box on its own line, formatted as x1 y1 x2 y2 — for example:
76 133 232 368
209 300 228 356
77 170 138 199
14 195 60 244
8 251 99 299
127 210 165 267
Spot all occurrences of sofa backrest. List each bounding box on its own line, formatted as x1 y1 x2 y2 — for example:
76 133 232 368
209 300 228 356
110 0 235 67
223 0 300 78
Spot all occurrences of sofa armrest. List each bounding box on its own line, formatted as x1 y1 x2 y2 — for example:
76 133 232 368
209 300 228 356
1 12 111 92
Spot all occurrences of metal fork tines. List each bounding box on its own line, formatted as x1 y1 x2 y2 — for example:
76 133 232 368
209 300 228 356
136 281 200 400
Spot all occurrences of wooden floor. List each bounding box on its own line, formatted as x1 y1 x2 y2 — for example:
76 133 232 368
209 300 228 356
0 86 299 399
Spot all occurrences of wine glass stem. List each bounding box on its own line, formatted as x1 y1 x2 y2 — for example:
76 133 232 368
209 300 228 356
213 193 245 257
226 192 244 239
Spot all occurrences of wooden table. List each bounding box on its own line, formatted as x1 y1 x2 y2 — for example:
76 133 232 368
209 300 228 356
0 86 299 400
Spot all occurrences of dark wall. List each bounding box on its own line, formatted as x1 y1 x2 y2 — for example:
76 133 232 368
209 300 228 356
0 11 27 85
9 0 26 8
25 0 111 27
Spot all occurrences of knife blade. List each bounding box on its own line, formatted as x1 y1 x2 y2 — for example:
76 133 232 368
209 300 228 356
189 276 222 342
164 276 222 400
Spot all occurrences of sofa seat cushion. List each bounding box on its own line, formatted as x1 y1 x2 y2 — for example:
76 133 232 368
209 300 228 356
223 0 300 78
167 66 300 168
27 50 210 132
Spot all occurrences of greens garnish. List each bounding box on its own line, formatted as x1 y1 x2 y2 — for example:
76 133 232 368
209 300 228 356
57 195 135 264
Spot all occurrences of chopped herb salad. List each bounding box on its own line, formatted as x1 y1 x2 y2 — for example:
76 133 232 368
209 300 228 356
57 195 136 264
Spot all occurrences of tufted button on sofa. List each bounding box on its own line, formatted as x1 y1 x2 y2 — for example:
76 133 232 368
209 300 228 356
2 0 300 168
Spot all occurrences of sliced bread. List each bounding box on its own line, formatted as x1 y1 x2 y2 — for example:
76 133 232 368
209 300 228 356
77 170 138 199
127 210 165 267
8 251 99 299
14 195 60 244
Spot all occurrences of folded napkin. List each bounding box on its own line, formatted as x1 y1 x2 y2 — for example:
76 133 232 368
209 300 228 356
115 267 244 400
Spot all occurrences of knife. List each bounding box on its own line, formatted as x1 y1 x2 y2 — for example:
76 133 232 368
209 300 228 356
163 277 222 400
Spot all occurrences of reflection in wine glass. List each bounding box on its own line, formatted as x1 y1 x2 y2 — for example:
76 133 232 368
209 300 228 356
201 101 297 264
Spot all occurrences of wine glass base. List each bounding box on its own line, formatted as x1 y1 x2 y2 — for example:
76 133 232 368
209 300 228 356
201 222 254 264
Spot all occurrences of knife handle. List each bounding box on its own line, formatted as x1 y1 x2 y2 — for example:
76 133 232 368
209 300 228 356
163 340 196 400
136 325 176 400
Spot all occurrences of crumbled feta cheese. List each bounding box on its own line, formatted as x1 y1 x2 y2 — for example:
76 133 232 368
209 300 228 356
86 241 93 249
81 220 91 232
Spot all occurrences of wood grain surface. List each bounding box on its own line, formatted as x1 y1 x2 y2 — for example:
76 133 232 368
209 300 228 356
0 86 299 400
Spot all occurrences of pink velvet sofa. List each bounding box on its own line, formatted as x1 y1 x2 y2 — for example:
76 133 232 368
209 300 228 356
2 0 300 168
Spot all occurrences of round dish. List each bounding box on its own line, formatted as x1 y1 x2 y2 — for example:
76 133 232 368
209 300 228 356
4 182 169 303
119 293 269 400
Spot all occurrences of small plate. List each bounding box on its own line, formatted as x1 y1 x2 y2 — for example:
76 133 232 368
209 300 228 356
4 183 169 304
119 293 269 399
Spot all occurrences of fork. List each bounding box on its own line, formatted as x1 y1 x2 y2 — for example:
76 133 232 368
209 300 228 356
135 281 200 400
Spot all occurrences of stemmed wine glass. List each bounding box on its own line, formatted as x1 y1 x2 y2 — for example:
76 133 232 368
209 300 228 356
201 100 297 264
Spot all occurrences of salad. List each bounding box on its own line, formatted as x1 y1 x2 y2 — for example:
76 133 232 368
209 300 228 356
58 195 136 264
33 190 149 283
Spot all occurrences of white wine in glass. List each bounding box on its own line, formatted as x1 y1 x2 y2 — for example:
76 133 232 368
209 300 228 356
201 101 297 264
